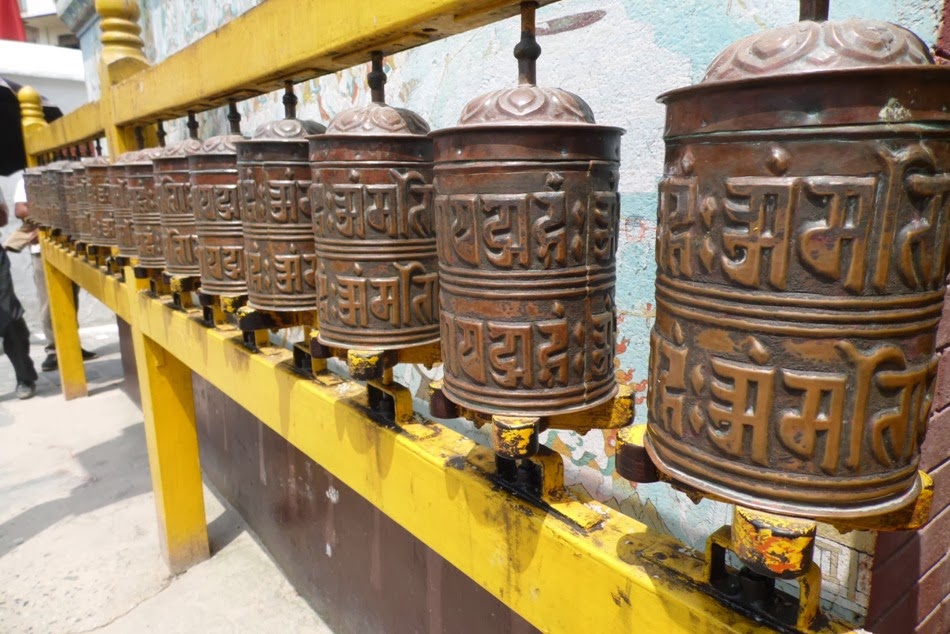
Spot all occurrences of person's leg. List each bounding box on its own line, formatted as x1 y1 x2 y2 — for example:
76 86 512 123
2 316 37 398
31 253 55 352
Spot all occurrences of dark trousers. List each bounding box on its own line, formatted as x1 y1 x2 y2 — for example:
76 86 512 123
1 315 37 384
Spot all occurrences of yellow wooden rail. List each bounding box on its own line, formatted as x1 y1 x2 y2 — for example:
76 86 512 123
41 237 839 633
24 101 103 157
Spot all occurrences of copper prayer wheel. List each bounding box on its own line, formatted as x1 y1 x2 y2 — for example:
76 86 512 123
111 151 139 257
54 162 73 235
643 14 950 519
238 86 325 312
22 167 43 227
128 147 164 267
432 5 623 417
310 54 438 350
155 136 202 277
85 156 114 248
41 162 67 234
190 105 246 296
63 161 84 239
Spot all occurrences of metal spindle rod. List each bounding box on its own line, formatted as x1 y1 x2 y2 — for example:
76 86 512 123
514 1 540 86
283 80 298 119
227 99 242 134
368 51 386 104
800 0 830 21
186 111 199 139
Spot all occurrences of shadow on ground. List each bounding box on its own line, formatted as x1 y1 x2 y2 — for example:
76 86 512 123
0 421 151 558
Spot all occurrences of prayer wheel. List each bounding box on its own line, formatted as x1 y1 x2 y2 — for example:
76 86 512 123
310 53 438 350
42 162 67 235
64 161 84 239
155 136 202 277
22 167 43 227
85 156 114 248
189 105 246 296
237 85 325 312
112 151 139 257
431 4 623 417
643 14 950 519
128 147 164 268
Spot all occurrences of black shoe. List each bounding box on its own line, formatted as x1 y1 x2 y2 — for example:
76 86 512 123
81 348 97 360
16 381 36 399
41 353 57 372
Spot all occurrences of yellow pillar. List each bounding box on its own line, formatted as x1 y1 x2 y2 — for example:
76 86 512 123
41 241 87 399
18 86 46 167
95 0 152 156
131 328 209 573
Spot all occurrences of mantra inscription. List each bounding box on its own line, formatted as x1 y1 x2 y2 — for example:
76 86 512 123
192 157 246 295
156 165 199 277
86 167 115 247
111 171 135 257
128 161 163 268
312 164 439 349
434 160 620 417
646 136 950 515
239 163 316 311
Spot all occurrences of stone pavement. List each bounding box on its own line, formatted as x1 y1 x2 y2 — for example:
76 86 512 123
0 324 334 633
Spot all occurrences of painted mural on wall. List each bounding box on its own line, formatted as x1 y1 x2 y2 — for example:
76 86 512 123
69 0 943 625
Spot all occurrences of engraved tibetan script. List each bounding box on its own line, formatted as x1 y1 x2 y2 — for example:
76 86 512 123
436 178 617 270
313 169 433 240
441 314 570 389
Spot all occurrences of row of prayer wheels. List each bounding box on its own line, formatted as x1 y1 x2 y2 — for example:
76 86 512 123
25 2 947 545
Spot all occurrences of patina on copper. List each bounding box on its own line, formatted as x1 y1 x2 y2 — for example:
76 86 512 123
128 147 164 267
62 161 84 239
41 161 67 235
155 113 202 278
190 102 247 296
85 155 114 248
431 2 623 417
642 15 950 519
310 53 438 350
111 151 139 257
237 83 325 312
22 167 43 227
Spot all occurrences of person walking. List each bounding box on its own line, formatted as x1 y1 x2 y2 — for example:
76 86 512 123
0 187 37 399
12 177 95 371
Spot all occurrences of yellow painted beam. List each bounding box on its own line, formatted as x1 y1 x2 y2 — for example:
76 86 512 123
41 239 87 400
42 238 133 323
23 102 103 158
132 329 209 573
40 229 854 632
109 0 556 123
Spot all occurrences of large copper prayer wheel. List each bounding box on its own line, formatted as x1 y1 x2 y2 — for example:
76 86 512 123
85 157 114 247
155 139 202 277
238 118 325 312
112 152 138 257
128 148 164 267
432 91 622 417
645 18 950 519
189 133 246 295
310 79 438 349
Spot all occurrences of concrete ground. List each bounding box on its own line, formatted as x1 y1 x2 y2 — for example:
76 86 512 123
0 323 334 633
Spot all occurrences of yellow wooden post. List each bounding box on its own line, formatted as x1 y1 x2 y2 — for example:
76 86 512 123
93 0 207 573
18 86 46 167
95 0 151 156
42 242 88 399
131 328 209 572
